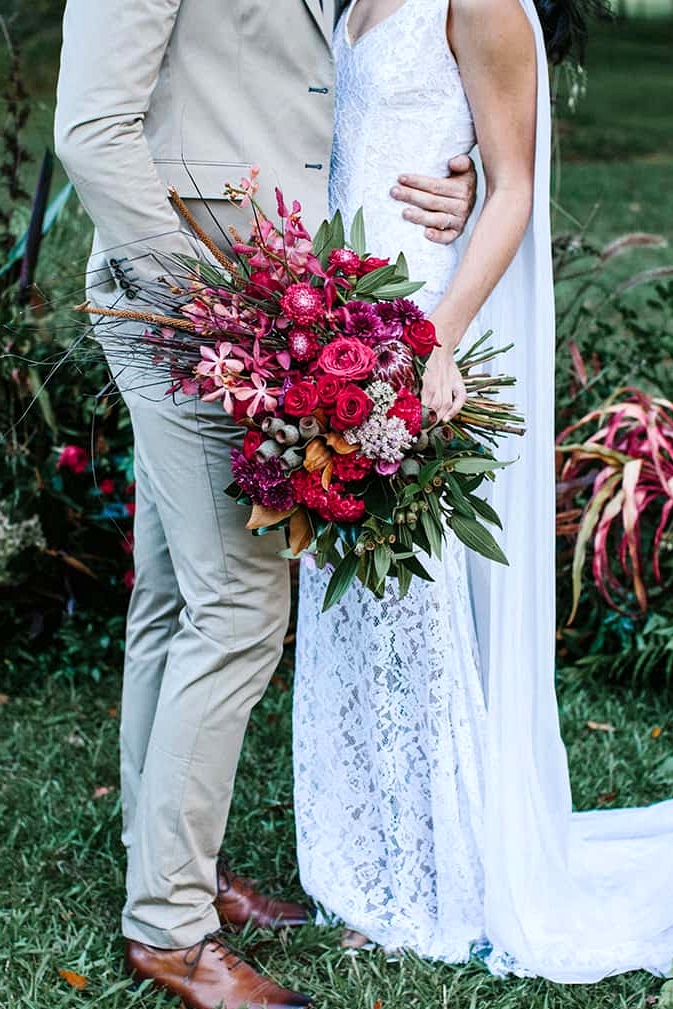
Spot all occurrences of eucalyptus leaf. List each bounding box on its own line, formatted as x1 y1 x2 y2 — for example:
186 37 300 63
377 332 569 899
374 280 425 300
467 494 503 529
349 207 367 256
355 264 399 296
452 457 510 476
451 515 508 564
323 549 361 611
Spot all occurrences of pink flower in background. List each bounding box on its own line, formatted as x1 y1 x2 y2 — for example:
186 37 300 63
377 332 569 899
99 478 115 495
123 569 135 591
57 445 89 474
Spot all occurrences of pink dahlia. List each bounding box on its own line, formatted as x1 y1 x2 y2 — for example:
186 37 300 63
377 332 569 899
280 283 325 326
288 329 321 362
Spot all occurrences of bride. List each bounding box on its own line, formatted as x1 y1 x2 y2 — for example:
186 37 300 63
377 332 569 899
293 0 673 983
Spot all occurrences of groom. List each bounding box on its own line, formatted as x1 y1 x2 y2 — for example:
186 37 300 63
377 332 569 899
55 1 476 1007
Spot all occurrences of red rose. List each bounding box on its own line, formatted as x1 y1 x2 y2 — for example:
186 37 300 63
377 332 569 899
387 388 423 436
316 374 344 410
358 256 390 276
332 384 374 432
317 337 376 381
242 430 264 461
402 318 440 357
284 380 319 417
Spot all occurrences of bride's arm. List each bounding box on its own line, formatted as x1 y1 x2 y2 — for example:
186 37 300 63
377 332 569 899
422 0 537 421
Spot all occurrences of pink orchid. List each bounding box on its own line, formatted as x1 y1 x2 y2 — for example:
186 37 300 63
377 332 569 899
232 373 280 417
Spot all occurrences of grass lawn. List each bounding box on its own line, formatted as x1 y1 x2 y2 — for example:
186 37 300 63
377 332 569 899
1 650 672 1009
1 12 672 1009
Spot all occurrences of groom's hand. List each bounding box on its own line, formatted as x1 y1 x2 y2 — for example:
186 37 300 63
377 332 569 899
390 154 477 245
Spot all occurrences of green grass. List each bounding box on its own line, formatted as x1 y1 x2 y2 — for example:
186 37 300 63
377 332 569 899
1 650 672 1009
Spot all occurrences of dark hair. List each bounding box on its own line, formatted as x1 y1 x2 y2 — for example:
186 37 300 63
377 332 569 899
534 0 611 64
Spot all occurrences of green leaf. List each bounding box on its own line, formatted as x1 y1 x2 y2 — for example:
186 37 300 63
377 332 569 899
373 544 392 587
395 251 409 280
421 510 444 558
450 515 508 564
374 280 425 300
402 553 435 581
312 218 333 266
323 549 361 611
467 494 503 529
451 457 510 476
419 461 441 487
397 561 412 598
444 473 476 519
331 209 346 252
349 207 367 256
355 264 399 296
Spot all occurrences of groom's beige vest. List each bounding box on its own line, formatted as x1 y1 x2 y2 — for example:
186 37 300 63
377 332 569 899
55 0 347 303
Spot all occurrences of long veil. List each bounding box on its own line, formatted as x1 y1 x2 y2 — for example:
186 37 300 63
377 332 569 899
466 0 673 982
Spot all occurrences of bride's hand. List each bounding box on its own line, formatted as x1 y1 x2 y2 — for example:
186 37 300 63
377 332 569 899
421 343 467 422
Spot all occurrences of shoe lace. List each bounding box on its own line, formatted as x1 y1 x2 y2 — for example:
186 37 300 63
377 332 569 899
183 929 244 979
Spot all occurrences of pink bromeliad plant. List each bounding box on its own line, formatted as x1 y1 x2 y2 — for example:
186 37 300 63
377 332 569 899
556 388 673 623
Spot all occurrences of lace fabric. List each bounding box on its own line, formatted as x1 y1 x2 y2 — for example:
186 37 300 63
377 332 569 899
295 0 487 964
294 0 673 982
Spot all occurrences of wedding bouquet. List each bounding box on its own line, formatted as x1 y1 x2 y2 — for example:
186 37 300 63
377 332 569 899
81 172 523 609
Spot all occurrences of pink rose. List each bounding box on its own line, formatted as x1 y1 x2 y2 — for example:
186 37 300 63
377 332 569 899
317 337 376 381
284 380 319 417
332 384 374 432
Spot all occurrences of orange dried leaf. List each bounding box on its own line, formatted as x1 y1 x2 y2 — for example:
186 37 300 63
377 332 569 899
303 439 332 473
0 694 9 705
326 432 360 455
652 727 663 739
289 508 314 557
245 504 295 531
59 969 88 990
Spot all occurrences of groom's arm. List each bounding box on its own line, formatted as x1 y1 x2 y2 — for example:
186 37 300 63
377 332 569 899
54 0 201 301
392 154 478 245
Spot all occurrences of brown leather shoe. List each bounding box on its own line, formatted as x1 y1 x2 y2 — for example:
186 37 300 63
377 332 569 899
215 855 310 931
126 931 312 1009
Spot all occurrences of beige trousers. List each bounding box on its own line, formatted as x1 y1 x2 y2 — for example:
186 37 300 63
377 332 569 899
108 350 290 948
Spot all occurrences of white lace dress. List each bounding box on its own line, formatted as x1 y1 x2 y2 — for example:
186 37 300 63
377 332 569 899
294 0 673 981
293 0 488 961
